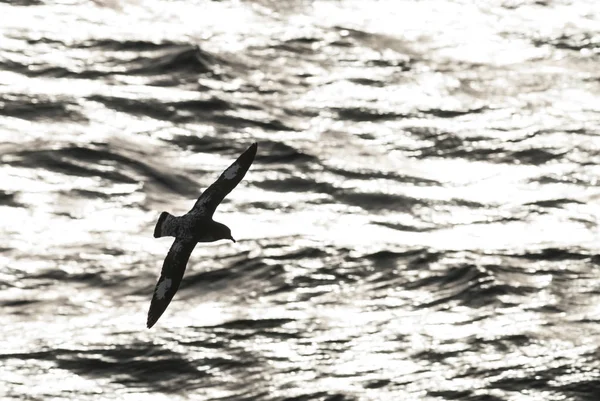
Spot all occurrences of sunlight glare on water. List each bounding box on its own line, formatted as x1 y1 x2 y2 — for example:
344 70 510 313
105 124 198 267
2 0 600 400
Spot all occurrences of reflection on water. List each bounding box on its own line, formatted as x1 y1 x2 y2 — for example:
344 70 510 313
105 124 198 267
2 0 600 400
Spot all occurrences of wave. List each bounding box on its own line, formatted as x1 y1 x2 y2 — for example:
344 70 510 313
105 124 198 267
5 143 199 198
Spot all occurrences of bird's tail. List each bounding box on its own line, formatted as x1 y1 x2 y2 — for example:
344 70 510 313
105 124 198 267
154 212 177 238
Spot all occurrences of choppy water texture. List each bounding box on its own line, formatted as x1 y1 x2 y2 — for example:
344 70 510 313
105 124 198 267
1 0 600 400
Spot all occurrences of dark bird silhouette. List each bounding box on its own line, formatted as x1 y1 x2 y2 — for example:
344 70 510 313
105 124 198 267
147 142 258 328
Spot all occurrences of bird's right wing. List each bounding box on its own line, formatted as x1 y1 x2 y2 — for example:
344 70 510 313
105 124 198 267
191 142 257 217
147 238 197 328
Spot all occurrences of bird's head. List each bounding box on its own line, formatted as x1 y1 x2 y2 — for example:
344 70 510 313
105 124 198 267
215 222 236 243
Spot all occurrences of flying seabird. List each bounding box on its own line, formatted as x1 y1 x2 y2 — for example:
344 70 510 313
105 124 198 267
147 142 258 328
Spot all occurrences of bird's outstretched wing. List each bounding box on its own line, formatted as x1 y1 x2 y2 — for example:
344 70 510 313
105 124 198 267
147 238 197 328
191 142 257 217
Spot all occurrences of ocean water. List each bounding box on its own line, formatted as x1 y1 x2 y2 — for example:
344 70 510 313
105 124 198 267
1 0 600 400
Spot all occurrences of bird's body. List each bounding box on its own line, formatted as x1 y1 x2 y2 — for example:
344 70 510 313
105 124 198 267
147 142 258 329
154 212 232 243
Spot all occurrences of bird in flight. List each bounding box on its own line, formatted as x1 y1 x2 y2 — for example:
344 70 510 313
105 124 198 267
147 142 258 328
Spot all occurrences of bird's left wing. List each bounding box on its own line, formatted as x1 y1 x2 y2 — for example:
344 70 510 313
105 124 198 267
147 238 197 328
191 142 257 217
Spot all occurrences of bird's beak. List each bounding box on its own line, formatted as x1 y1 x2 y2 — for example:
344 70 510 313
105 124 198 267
230 235 236 243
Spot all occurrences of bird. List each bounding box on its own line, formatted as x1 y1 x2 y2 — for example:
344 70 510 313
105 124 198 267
147 142 258 328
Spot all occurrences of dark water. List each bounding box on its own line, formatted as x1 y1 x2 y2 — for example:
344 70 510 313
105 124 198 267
2 0 600 400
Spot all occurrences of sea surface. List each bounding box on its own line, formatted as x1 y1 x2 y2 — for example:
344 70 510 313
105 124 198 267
1 1 600 400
